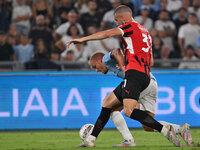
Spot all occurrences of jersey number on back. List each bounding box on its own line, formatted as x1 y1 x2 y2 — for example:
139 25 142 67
142 33 151 53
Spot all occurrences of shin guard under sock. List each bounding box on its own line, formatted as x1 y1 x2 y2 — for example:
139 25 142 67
91 107 111 137
130 109 163 132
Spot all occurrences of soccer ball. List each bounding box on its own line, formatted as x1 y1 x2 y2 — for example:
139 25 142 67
79 124 94 140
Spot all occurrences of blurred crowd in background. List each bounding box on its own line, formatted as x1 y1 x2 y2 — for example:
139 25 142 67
0 0 200 70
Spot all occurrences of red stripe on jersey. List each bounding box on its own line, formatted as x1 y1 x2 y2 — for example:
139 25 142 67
118 22 152 76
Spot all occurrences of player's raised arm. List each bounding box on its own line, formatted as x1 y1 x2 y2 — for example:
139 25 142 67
66 28 122 47
111 48 125 73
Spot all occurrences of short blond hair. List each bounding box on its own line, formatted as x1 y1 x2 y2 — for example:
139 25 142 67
88 52 105 66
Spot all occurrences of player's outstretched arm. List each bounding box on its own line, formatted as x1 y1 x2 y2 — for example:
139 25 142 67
111 48 125 73
67 28 122 47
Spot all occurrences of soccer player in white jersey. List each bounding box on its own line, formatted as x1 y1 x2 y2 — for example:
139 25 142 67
88 49 192 147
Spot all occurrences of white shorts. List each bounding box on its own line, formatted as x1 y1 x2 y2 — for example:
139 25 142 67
138 78 157 114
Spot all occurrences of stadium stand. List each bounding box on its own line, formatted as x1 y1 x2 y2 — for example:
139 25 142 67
0 0 200 71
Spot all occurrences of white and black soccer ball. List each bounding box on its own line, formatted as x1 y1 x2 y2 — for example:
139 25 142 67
79 124 94 140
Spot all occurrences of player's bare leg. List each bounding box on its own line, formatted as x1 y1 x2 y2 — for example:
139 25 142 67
123 99 182 147
78 92 121 147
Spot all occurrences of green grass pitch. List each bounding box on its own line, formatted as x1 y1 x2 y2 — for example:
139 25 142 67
0 128 199 150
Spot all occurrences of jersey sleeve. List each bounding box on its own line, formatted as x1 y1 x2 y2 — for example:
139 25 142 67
102 52 113 65
155 20 163 30
170 22 176 30
178 26 185 38
118 23 132 37
102 52 116 69
102 52 124 79
56 23 68 36
27 6 32 16
12 8 18 20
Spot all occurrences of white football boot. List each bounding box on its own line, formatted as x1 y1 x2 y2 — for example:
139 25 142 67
78 135 95 147
112 139 136 147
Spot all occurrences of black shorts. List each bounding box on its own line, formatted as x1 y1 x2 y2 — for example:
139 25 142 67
113 70 150 102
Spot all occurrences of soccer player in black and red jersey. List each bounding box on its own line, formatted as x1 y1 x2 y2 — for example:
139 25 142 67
67 5 182 147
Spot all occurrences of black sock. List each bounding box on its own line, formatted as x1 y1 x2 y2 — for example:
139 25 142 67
91 107 111 138
130 109 163 132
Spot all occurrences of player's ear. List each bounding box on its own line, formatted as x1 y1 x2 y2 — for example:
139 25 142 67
100 59 103 64
120 15 125 24
100 57 103 62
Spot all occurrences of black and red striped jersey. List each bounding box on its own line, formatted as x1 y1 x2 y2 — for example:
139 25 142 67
118 21 152 76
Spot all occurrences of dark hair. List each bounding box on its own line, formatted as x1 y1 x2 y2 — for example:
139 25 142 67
20 34 28 38
7 34 15 38
0 31 5 35
35 39 46 50
67 24 80 36
186 45 194 51
189 13 197 18
88 0 96 3
178 7 187 12
160 9 169 14
67 50 75 55
68 9 79 15
34 39 49 59
51 49 60 54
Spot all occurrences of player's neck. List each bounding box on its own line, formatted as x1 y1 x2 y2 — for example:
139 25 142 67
126 17 134 23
